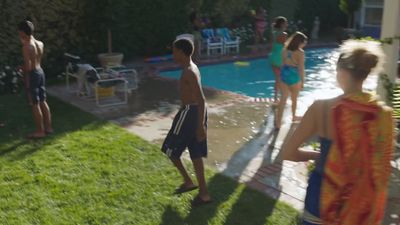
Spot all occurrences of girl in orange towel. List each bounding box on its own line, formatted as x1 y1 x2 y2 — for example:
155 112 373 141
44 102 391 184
281 40 394 225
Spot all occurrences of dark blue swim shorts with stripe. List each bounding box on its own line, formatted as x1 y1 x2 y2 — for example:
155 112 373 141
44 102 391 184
161 105 208 160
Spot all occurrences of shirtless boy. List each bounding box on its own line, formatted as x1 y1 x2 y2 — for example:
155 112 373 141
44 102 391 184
161 38 212 206
18 20 53 138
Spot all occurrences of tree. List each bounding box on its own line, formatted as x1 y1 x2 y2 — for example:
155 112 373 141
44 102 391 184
296 0 347 35
339 0 362 28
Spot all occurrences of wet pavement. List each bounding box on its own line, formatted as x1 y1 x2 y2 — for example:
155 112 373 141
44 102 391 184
48 52 400 223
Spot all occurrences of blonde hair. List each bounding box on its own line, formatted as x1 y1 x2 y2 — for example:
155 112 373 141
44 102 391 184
337 40 385 80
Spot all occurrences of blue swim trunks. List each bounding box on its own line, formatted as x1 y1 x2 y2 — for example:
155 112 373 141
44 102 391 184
29 68 47 103
281 65 301 86
161 105 208 160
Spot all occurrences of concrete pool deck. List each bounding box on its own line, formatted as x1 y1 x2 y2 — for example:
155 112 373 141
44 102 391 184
48 47 400 223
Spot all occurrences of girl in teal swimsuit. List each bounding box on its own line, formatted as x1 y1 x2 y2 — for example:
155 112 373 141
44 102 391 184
275 32 307 129
269 16 287 103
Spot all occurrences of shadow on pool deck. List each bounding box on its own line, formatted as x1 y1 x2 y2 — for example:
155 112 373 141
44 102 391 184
219 109 308 210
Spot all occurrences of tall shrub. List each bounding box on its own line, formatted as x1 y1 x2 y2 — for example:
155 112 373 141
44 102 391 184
295 0 347 36
339 0 362 28
2 0 281 77
0 0 86 75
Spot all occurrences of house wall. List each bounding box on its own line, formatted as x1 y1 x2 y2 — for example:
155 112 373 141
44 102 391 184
358 0 384 38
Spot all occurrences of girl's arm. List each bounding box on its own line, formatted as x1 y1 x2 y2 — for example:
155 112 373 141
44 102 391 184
280 102 320 161
276 32 287 44
268 30 274 53
297 51 305 88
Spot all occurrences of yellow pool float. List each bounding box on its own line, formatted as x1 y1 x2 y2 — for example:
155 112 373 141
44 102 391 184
234 61 250 66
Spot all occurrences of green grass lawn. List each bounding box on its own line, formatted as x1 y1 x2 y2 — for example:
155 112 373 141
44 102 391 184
0 93 300 225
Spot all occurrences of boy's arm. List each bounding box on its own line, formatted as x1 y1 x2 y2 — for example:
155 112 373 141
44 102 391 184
22 45 32 76
22 45 33 104
22 45 32 87
187 71 206 141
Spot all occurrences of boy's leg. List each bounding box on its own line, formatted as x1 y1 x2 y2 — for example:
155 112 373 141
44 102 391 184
38 71 53 133
40 101 53 133
29 73 45 138
171 158 196 188
192 157 211 201
31 103 46 137
162 106 200 193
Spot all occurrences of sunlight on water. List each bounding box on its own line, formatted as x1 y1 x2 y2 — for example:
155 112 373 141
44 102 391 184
298 48 378 114
160 47 378 112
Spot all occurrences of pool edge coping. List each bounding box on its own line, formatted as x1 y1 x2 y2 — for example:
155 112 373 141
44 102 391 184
154 43 339 72
149 43 338 100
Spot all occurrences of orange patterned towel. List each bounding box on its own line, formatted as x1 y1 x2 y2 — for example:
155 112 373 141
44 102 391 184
321 92 394 225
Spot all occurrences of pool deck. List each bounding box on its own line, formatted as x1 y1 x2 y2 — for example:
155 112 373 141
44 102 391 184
47 44 400 223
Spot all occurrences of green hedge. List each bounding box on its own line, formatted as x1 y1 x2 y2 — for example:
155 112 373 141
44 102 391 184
0 0 87 75
0 0 190 76
0 0 282 77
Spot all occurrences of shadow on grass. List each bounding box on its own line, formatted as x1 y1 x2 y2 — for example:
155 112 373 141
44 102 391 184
160 174 286 225
0 93 106 161
160 205 185 225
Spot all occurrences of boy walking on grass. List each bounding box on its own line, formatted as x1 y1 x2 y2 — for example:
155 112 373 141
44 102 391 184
161 38 212 206
18 20 53 138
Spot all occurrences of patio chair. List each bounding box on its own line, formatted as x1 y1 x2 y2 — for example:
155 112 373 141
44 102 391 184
65 53 106 96
216 28 240 55
106 65 139 93
64 53 128 107
201 29 224 56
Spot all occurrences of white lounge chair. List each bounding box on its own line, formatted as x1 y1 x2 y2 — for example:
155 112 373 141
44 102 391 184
201 29 224 56
216 28 240 55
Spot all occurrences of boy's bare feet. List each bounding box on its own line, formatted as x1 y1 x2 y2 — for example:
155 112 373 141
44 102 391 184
27 132 46 139
45 128 54 134
174 183 198 194
191 194 212 207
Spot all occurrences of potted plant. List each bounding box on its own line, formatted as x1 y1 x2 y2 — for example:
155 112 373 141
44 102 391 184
97 0 124 68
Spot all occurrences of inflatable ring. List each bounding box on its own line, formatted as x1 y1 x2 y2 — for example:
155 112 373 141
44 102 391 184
145 54 173 63
234 61 250 66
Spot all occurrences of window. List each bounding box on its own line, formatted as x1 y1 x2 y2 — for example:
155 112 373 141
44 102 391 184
364 7 383 26
365 0 383 6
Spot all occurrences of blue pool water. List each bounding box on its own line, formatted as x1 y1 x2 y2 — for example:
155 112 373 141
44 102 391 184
160 48 377 100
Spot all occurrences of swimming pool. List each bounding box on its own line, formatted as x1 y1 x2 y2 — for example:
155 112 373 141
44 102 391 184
160 48 377 102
